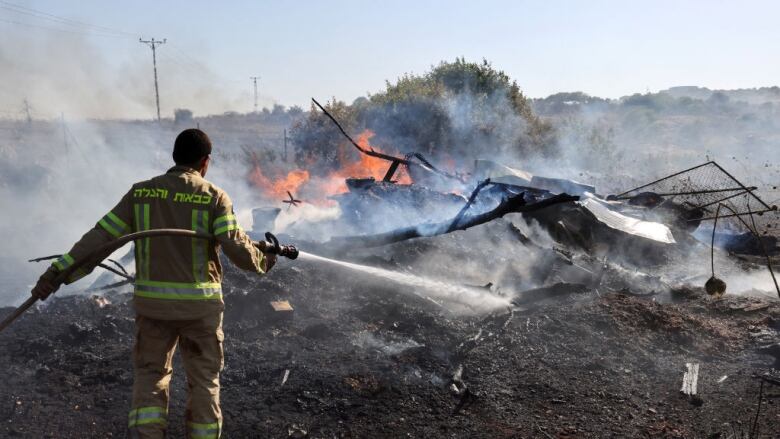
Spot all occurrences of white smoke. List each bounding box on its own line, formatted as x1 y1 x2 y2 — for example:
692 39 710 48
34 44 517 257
0 28 250 120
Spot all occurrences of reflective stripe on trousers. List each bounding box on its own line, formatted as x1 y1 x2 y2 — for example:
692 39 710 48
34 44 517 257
128 406 166 428
132 315 224 438
188 421 221 439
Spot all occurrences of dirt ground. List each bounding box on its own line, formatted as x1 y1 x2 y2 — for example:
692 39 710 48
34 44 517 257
1 221 779 438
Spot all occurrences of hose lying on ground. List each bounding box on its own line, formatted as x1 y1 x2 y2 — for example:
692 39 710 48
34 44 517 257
0 229 212 334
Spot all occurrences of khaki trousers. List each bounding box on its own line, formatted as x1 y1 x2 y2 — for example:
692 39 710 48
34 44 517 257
128 312 224 439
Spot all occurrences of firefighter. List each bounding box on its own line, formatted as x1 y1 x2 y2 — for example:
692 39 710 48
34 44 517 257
31 128 274 438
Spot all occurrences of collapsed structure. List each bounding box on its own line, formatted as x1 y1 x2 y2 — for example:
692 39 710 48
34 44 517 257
262 102 779 301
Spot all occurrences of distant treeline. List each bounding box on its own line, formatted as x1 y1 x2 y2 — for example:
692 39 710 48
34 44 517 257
533 86 780 116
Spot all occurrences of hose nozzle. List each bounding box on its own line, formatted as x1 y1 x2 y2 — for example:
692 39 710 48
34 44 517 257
262 232 299 260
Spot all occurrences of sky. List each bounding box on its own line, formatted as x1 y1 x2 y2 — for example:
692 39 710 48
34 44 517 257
1 0 779 118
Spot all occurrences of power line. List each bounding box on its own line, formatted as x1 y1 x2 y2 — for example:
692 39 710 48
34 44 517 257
0 4 127 36
0 0 136 37
0 16 130 38
0 0 223 79
153 41 239 89
165 50 202 73
168 42 207 70
0 5 96 29
156 52 223 90
0 1 252 118
157 51 237 91
156 52 201 83
139 37 166 122
159 49 218 83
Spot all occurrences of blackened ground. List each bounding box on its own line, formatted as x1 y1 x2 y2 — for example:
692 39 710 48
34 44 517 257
1 221 779 438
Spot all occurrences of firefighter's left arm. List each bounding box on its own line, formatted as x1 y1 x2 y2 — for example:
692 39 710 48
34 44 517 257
32 190 134 300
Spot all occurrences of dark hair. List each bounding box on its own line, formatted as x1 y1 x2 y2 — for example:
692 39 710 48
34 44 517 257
173 128 212 165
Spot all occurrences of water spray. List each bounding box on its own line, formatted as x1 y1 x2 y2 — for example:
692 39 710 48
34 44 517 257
297 251 511 312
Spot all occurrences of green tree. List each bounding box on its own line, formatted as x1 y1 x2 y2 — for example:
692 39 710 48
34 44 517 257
368 58 555 158
290 99 358 175
290 58 557 175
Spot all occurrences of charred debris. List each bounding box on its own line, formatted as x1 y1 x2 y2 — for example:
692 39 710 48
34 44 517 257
314 156 780 297
3 104 780 437
297 100 780 301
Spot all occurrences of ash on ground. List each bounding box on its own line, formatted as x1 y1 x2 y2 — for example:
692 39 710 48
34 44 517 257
2 215 779 438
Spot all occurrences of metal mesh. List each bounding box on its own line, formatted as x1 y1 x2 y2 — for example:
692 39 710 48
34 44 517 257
616 161 779 237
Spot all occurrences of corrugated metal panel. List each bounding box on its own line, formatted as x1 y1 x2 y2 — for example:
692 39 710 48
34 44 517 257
579 196 676 244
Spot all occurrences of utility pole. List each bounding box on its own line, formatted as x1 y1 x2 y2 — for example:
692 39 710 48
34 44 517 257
250 76 260 113
283 128 290 162
60 113 68 151
22 99 32 124
140 37 166 121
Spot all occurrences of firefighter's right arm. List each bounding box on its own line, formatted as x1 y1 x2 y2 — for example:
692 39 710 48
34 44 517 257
213 193 269 274
32 189 134 300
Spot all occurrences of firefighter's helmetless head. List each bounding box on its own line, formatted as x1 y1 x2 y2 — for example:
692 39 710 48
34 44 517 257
173 128 212 177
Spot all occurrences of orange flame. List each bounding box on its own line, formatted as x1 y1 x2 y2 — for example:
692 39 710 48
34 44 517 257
325 130 412 193
247 129 412 203
249 164 310 200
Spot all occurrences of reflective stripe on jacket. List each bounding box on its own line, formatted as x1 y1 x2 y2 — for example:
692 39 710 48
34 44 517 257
50 166 266 320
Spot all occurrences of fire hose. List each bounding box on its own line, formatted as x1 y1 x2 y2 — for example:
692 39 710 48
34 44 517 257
0 229 298 334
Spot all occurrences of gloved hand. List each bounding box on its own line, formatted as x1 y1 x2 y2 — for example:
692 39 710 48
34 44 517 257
254 240 268 252
254 240 277 272
263 253 277 272
31 267 61 300
254 233 298 260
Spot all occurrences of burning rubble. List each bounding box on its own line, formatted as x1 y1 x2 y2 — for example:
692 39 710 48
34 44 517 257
247 129 414 205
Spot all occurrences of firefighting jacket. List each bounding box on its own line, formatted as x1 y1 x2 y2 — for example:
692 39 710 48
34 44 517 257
49 165 267 320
